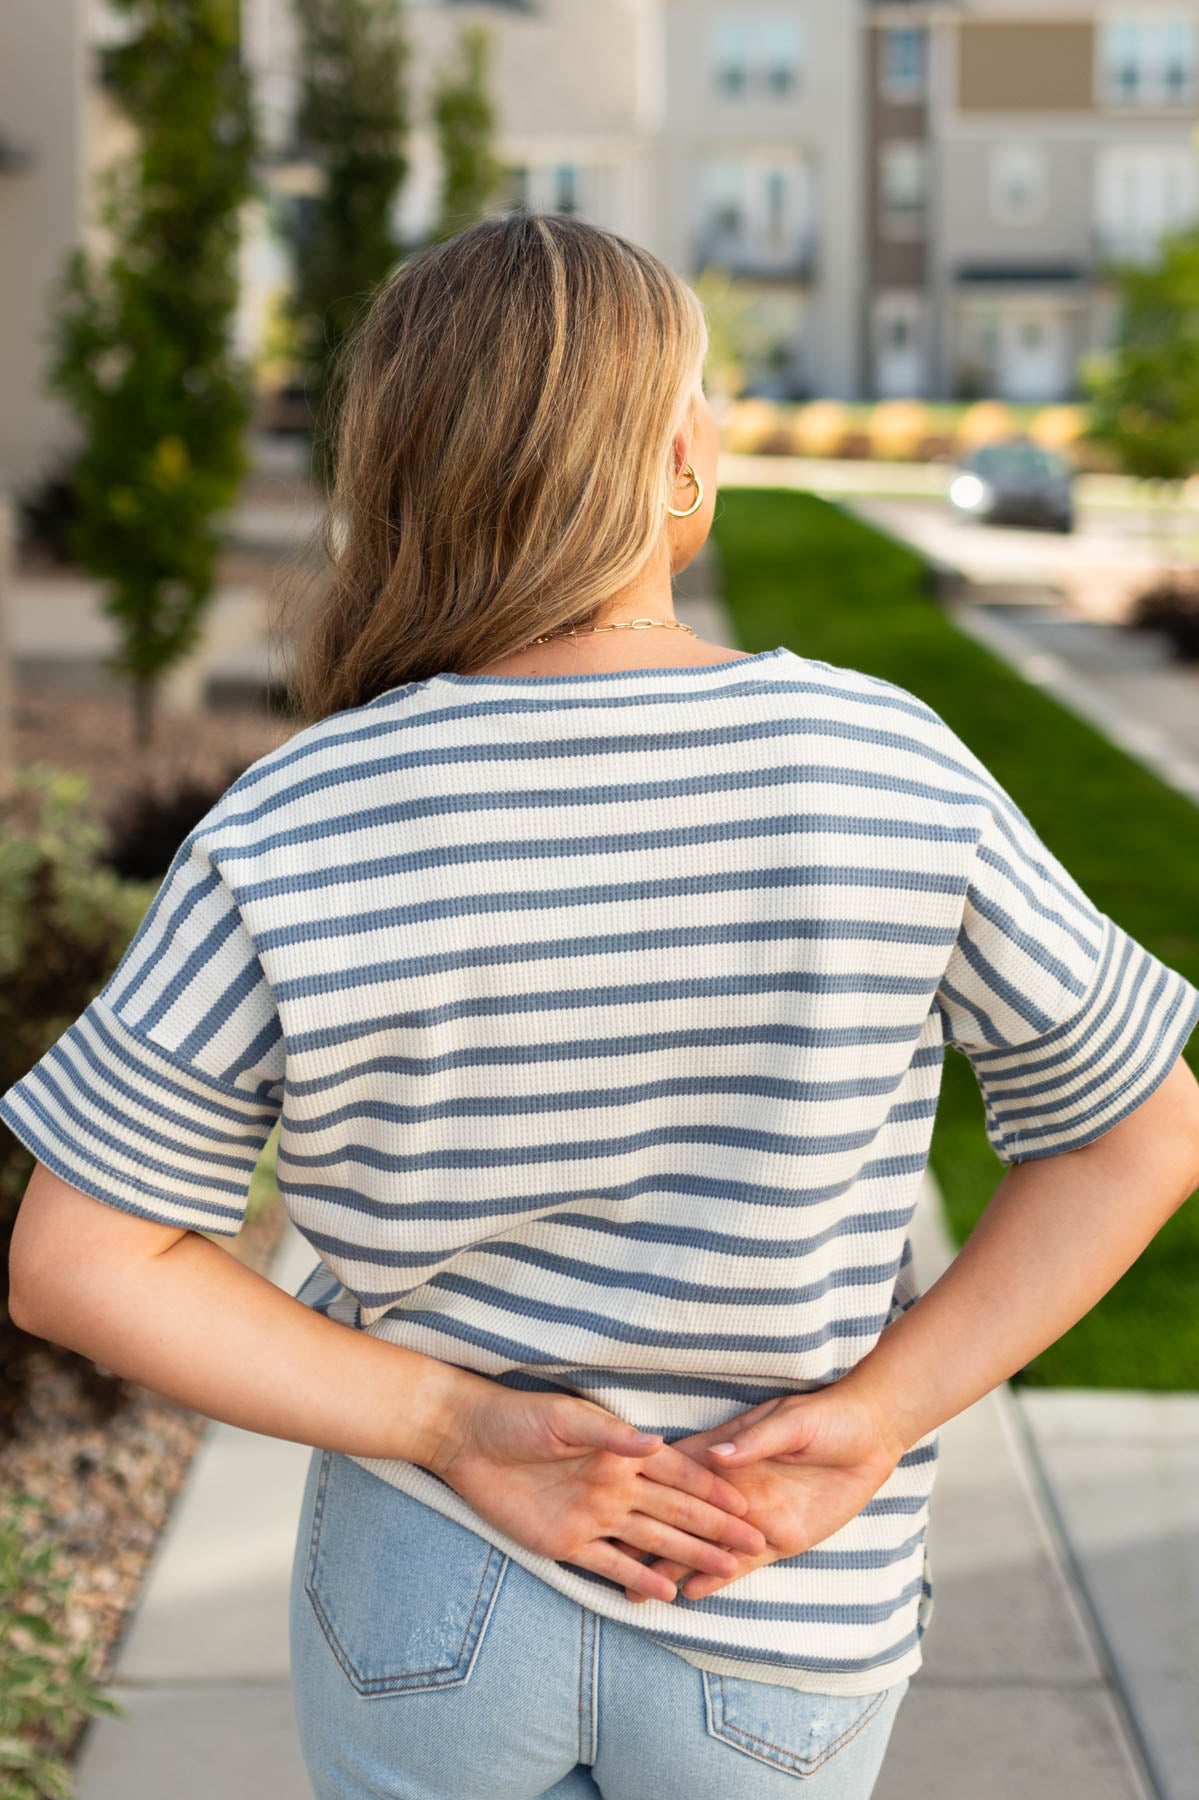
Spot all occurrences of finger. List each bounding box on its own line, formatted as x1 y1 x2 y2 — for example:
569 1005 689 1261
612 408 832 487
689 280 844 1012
707 1404 816 1467
618 1514 742 1578
656 1553 765 1603
639 1443 750 1515
679 1566 751 1600
550 1402 663 1460
625 1555 692 1604
579 1539 678 1603
633 1482 767 1557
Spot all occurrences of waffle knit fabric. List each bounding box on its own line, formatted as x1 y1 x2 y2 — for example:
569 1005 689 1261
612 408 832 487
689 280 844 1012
3 645 1196 1696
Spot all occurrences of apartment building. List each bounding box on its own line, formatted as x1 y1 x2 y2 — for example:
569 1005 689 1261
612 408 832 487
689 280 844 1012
248 0 866 399
0 3 90 489
6 0 1199 494
866 0 1199 401
657 1 867 398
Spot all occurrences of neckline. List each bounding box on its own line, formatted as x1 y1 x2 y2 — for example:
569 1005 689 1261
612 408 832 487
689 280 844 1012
431 646 790 687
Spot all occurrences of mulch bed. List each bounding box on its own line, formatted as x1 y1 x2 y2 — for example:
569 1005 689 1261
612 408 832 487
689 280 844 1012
3 671 306 1764
0 1199 288 1765
12 684 300 838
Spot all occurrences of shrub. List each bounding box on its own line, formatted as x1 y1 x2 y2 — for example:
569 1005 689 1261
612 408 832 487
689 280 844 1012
100 762 252 882
1127 580 1199 660
955 401 1017 451
0 768 156 1436
720 398 785 455
1030 405 1087 456
0 1491 124 1799
868 400 931 462
792 401 850 458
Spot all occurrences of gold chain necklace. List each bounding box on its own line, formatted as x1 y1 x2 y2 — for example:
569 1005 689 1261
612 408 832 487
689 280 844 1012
529 617 697 646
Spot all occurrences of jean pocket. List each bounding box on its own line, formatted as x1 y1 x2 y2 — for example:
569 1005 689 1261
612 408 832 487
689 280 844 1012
702 1671 896 1778
303 1450 508 1697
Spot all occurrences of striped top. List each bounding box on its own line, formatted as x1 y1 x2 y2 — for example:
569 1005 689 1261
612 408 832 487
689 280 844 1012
3 644 1196 1697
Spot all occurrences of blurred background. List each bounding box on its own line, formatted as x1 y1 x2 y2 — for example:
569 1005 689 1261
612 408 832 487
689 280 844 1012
0 4 1197 1799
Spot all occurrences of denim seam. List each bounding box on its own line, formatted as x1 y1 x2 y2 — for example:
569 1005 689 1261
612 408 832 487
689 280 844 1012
588 1614 600 1766
576 1606 586 1764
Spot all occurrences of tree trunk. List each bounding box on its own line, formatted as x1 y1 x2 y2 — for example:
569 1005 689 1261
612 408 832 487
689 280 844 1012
0 495 14 801
131 673 157 750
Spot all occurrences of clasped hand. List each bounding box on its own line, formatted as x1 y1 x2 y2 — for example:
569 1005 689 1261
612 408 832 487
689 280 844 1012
608 1386 909 1603
428 1382 769 1603
426 1378 905 1607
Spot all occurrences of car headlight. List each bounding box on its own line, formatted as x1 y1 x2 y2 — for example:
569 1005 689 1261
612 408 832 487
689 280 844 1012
949 474 991 509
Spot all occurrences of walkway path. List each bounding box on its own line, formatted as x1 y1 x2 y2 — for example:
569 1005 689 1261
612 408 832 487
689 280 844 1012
72 557 1159 1799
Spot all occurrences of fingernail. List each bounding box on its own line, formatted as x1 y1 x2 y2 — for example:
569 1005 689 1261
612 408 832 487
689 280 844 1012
710 1442 738 1456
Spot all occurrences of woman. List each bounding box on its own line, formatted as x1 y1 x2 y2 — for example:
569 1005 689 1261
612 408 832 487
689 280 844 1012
4 214 1199 1800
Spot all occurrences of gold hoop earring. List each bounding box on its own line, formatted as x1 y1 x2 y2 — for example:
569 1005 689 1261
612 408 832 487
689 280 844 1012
667 464 704 519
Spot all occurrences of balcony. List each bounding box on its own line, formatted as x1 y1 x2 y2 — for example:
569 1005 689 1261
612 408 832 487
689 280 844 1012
693 228 818 286
1092 224 1189 270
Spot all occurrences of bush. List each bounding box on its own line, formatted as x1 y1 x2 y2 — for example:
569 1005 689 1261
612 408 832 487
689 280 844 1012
0 767 156 1436
1127 580 1199 660
720 398 786 455
955 401 1017 451
868 401 931 462
791 401 850 458
99 762 252 882
1029 405 1087 456
0 1491 124 1799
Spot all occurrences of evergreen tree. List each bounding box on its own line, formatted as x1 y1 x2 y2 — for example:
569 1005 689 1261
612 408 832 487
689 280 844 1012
432 22 504 243
1087 228 1199 486
48 0 256 749
289 0 410 487
1086 227 1199 576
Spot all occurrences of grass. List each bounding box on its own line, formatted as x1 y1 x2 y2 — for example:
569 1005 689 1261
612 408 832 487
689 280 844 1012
710 487 1199 1389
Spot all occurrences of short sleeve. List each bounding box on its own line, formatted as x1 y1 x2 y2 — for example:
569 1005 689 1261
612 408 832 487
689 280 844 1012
933 765 1199 1165
0 831 285 1237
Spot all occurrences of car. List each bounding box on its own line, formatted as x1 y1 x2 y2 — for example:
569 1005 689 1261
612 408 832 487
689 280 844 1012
947 437 1076 533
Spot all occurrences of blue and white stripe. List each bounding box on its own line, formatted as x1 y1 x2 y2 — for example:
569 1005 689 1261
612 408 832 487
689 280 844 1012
2 643 1196 1697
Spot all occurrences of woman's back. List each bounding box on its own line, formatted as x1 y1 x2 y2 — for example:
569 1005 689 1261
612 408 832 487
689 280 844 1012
13 637 1180 1694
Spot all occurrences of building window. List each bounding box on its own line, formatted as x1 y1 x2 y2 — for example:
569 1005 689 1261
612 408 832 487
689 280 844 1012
761 19 800 96
710 16 803 100
990 145 1049 226
1096 145 1199 260
880 27 927 103
698 155 813 274
502 165 606 222
712 20 750 96
880 142 927 238
1100 16 1198 105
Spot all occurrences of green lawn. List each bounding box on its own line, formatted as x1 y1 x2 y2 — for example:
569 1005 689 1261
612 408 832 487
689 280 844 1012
711 487 1199 1389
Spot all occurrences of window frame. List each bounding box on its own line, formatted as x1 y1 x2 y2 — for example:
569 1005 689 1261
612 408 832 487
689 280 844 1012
989 142 1051 228
1097 13 1199 107
879 140 929 241
879 25 929 105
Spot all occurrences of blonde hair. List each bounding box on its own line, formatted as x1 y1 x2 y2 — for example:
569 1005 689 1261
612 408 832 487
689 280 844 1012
282 212 708 720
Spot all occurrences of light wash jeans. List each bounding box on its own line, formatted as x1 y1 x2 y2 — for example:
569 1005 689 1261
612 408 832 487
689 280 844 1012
289 1446 910 1799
